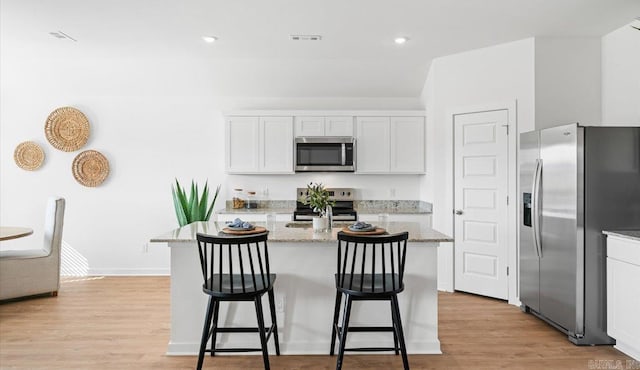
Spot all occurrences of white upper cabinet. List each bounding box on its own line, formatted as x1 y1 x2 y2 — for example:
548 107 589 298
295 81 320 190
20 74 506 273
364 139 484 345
325 116 354 136
227 111 424 175
294 117 325 136
294 116 354 137
226 116 293 174
390 117 425 173
356 117 391 173
226 116 260 173
259 117 294 173
356 116 425 174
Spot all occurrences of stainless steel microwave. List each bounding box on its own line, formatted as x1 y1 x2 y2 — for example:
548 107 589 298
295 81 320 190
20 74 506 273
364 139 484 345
294 137 355 172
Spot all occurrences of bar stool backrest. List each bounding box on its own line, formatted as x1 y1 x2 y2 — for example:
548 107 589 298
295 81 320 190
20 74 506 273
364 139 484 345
336 231 409 293
196 232 271 294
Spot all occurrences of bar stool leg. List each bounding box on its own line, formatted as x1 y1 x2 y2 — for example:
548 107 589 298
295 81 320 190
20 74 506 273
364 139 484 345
391 295 410 370
336 294 353 370
210 299 220 356
329 291 342 356
391 300 400 355
197 296 215 370
254 296 271 370
267 288 281 355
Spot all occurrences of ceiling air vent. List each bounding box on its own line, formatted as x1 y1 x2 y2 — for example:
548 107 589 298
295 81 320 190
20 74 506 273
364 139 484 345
289 35 322 41
49 31 77 42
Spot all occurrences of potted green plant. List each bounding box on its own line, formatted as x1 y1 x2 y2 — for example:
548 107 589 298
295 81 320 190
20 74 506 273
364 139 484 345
171 179 221 227
302 182 335 232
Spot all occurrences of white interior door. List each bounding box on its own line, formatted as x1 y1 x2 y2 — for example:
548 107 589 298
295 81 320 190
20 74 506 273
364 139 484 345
454 110 509 300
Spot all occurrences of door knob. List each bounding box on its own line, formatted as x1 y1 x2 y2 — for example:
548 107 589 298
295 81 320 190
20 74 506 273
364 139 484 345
454 209 463 215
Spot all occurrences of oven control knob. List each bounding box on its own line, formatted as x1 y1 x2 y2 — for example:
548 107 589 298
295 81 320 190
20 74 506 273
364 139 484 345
347 192 351 196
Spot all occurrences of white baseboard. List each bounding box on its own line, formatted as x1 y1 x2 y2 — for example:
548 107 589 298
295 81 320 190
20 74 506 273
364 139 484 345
615 342 640 361
73 268 171 276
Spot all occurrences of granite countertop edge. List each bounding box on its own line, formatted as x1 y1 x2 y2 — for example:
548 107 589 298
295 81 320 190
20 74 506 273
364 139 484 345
603 230 640 243
151 221 452 244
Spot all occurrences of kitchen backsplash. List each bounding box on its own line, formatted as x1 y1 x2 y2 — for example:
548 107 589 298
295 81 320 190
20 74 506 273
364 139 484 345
224 200 432 213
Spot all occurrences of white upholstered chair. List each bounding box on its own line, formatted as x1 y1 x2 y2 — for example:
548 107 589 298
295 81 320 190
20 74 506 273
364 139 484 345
0 196 65 301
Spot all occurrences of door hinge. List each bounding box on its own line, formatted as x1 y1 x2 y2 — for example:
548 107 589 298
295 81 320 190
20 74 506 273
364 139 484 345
502 124 509 135
506 196 509 205
507 266 509 276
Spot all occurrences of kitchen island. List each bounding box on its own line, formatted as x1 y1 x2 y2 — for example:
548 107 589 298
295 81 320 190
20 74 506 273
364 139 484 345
151 221 451 355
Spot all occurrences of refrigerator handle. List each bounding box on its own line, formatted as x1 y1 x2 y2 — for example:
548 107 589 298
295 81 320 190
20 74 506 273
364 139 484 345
532 159 543 258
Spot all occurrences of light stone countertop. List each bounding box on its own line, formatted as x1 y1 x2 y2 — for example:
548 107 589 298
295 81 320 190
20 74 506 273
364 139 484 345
217 207 295 215
151 221 452 244
354 207 431 215
603 230 640 243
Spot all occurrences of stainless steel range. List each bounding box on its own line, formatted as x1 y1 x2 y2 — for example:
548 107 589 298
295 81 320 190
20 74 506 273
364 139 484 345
293 187 357 221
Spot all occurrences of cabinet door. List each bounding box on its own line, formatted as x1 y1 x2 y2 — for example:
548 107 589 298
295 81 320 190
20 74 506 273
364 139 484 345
325 116 354 136
260 117 294 173
226 116 259 173
294 116 324 136
607 237 640 347
390 117 425 173
356 117 390 173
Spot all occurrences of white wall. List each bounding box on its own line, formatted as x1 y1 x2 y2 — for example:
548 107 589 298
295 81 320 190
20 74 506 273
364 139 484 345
420 39 534 295
421 31 635 296
421 38 535 236
534 37 601 129
602 22 640 125
0 55 424 275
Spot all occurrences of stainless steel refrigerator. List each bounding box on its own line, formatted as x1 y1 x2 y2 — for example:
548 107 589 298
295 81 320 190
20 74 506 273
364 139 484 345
520 123 640 345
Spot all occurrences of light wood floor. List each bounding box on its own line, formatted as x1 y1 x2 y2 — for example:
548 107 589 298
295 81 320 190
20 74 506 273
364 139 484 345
0 277 631 369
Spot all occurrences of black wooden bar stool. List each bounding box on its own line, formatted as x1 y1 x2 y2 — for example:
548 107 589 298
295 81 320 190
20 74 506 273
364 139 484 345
330 231 410 370
195 232 280 370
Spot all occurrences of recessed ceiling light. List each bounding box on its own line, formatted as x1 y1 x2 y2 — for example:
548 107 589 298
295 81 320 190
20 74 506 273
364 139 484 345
394 37 409 45
289 35 322 41
202 36 217 43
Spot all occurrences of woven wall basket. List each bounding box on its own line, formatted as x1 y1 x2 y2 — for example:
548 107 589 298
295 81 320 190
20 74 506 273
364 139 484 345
72 150 109 187
14 141 45 170
45 107 90 152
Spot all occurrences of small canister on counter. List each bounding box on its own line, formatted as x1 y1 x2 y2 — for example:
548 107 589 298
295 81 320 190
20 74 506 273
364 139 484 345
246 191 258 209
232 188 245 209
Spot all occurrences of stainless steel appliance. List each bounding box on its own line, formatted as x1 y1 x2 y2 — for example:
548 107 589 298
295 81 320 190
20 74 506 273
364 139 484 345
294 137 355 172
293 187 357 221
520 123 640 345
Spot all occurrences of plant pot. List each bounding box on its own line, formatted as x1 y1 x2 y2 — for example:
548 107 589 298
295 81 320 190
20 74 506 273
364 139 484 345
312 216 329 232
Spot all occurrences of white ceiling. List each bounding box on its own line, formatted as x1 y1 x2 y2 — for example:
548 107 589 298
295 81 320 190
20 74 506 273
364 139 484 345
1 0 639 98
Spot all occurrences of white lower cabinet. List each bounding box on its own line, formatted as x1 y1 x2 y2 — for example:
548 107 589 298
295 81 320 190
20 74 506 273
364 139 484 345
606 234 640 360
226 116 293 174
356 116 425 174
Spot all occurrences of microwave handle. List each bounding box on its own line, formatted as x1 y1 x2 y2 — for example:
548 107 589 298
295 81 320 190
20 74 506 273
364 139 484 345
341 144 346 165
